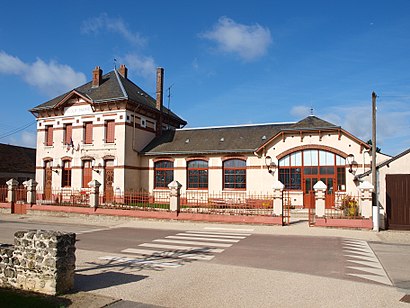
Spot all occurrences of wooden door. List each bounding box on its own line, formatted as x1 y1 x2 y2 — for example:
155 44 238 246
104 160 114 203
303 177 318 208
44 161 52 200
320 177 336 209
386 174 410 230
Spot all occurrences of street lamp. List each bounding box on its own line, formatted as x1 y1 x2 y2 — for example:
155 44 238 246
346 154 358 175
265 156 277 174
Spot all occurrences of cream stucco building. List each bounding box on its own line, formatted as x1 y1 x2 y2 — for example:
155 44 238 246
31 65 401 224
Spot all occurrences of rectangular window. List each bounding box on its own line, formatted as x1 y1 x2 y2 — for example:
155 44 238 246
61 161 72 187
154 161 174 188
337 167 346 190
105 120 115 143
84 122 93 144
45 125 53 146
82 161 93 188
64 124 72 145
279 167 301 190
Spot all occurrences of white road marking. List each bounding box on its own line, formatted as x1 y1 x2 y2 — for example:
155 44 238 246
98 256 182 268
153 239 233 248
204 227 254 232
186 230 252 236
121 248 215 261
139 243 225 253
343 239 392 286
180 232 246 239
165 235 240 243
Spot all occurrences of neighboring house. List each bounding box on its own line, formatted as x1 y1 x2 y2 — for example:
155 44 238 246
30 64 391 213
357 148 410 230
0 143 36 185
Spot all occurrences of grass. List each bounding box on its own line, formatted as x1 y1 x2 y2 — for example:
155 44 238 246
0 288 71 308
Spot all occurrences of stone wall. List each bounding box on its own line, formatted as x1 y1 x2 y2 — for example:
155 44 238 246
0 230 76 295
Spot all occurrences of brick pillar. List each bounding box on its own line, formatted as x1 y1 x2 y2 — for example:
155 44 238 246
358 180 373 218
272 181 284 216
313 180 327 217
23 179 38 205
168 180 182 213
88 180 101 208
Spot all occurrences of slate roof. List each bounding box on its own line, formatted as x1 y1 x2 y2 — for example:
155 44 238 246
142 115 349 155
30 70 186 125
0 143 36 173
142 122 296 155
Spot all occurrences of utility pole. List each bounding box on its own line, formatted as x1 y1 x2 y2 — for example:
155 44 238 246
372 91 379 231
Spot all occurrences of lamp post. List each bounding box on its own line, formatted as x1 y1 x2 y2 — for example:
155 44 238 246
265 156 277 174
372 91 379 232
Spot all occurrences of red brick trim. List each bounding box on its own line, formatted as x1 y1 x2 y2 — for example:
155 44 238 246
185 156 209 162
43 157 53 161
221 155 247 162
61 156 72 161
80 156 95 161
153 157 175 163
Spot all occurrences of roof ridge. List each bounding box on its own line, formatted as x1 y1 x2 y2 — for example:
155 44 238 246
178 121 295 131
113 70 128 99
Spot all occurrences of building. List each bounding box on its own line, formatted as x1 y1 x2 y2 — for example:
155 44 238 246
357 148 410 230
31 65 392 212
0 143 36 185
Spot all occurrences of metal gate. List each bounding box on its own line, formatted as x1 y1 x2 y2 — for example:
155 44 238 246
386 174 410 230
282 190 291 225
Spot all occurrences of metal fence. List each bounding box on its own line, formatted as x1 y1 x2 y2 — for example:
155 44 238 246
36 188 90 207
98 190 170 211
324 193 363 219
0 186 7 203
180 191 274 216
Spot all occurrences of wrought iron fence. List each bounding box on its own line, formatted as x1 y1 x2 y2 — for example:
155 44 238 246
324 193 363 219
98 190 170 211
36 187 90 207
180 191 274 216
0 186 7 203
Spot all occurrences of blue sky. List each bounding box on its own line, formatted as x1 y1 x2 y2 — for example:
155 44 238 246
0 0 410 155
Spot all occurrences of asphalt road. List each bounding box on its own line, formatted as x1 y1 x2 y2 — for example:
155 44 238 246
1 215 409 307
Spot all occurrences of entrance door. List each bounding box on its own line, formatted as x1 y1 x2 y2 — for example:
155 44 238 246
303 177 318 208
44 161 52 200
320 177 335 209
386 174 410 230
104 160 114 203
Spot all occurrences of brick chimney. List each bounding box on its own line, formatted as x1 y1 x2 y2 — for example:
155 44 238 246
156 67 164 136
92 66 102 88
118 64 128 79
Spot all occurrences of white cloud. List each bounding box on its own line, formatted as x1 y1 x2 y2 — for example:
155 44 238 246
290 105 312 118
81 13 146 46
200 16 272 61
122 53 156 80
0 51 86 96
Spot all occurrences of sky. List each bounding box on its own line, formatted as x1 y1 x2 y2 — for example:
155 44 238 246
0 0 410 156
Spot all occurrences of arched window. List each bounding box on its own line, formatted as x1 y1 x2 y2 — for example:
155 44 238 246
154 160 174 188
187 160 208 189
223 159 246 189
61 160 72 187
278 150 346 191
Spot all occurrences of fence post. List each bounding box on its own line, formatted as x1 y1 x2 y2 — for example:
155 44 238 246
313 180 327 217
168 180 182 213
358 181 373 218
23 179 38 206
272 181 284 216
6 178 18 213
88 180 101 209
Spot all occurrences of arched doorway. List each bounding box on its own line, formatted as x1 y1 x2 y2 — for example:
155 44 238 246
278 149 346 208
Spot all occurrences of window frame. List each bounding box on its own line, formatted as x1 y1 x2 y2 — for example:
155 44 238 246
45 125 53 146
105 120 115 143
223 159 246 190
84 122 93 144
154 160 174 189
61 160 72 187
187 160 208 190
82 160 93 188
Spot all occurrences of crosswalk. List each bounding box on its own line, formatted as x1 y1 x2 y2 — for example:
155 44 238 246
343 239 392 286
99 227 253 269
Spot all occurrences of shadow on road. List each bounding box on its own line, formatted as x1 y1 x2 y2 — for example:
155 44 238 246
75 248 214 292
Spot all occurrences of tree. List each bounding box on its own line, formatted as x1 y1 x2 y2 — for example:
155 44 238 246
366 140 381 153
